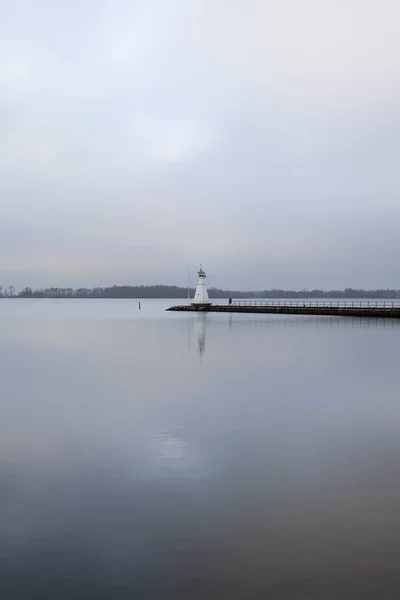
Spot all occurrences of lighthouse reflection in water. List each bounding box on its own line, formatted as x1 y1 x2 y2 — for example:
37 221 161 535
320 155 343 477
188 312 207 360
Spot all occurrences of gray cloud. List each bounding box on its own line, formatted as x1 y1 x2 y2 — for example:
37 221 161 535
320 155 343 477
1 0 400 290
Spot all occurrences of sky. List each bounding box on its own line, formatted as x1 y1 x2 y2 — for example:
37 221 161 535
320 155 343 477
1 0 400 291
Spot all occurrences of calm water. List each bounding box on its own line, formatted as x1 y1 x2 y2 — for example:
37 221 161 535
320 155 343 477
1 299 400 599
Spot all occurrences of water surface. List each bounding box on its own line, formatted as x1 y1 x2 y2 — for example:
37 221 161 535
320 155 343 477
1 299 400 598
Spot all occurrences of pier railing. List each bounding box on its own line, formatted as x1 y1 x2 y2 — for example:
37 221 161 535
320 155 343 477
232 300 400 309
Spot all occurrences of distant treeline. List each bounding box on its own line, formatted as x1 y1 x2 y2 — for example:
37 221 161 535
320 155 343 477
1 284 400 299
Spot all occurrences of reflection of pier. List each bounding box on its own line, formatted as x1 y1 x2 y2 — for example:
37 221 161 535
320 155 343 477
185 308 400 360
224 314 400 329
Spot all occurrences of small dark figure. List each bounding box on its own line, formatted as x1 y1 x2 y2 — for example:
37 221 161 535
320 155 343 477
229 298 232 305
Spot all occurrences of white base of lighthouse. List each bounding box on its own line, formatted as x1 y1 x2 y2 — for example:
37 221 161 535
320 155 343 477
192 265 211 307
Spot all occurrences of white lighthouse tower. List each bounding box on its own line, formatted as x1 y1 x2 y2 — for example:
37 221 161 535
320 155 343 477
192 265 211 307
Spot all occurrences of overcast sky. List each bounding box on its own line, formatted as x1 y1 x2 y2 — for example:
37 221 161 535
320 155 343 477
1 0 400 290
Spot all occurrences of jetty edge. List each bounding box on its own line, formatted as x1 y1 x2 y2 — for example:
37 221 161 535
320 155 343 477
166 301 400 319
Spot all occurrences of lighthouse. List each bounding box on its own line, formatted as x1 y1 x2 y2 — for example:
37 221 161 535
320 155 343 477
192 265 211 307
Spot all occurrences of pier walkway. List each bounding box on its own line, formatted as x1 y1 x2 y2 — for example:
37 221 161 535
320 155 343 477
167 300 400 319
